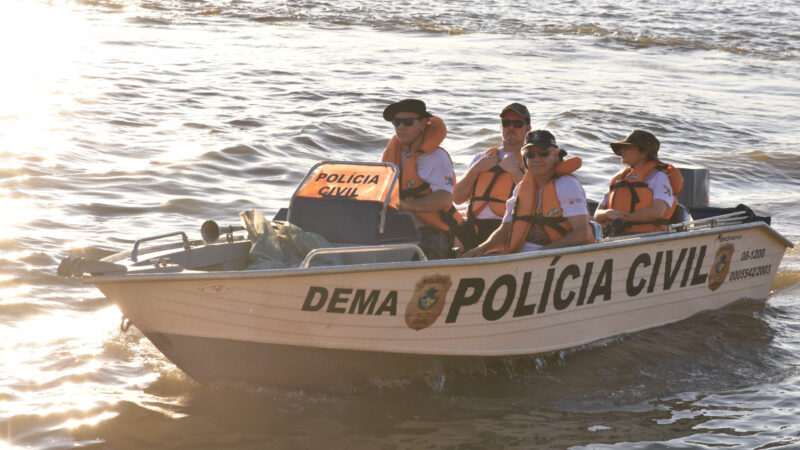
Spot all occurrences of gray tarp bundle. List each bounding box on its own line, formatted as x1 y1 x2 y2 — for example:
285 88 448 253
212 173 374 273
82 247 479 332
239 209 342 270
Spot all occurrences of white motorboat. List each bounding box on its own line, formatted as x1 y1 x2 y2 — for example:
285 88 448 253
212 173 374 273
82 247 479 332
59 162 793 389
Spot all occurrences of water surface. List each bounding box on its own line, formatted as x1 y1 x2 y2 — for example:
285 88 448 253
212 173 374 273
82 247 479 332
1 0 799 448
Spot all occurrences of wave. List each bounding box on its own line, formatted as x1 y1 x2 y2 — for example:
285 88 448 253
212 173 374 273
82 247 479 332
543 24 796 60
65 0 800 60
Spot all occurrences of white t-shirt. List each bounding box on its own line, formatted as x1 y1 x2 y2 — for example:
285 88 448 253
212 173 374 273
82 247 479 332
598 170 675 209
467 148 520 220
502 175 588 252
401 147 454 194
401 147 454 228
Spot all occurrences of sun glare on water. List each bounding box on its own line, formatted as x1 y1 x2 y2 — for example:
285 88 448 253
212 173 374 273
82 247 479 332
0 305 185 440
0 1 89 151
0 2 109 241
0 0 188 422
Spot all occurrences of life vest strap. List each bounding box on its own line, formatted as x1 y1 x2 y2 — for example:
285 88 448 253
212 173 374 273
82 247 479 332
513 213 569 236
439 205 461 234
468 166 508 220
399 180 461 234
471 196 507 204
621 217 670 230
401 181 431 199
610 179 648 213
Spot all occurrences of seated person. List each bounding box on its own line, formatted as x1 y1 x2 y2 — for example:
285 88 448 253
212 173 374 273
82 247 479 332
454 103 530 251
593 130 682 235
380 99 462 260
461 130 593 257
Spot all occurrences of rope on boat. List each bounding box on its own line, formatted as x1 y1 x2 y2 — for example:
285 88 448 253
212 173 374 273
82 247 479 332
600 210 751 242
668 210 749 233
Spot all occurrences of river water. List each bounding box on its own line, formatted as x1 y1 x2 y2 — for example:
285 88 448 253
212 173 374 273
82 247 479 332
1 0 799 448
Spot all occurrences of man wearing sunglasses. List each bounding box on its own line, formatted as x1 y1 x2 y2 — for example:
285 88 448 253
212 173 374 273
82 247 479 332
453 103 531 252
381 99 462 260
461 130 592 257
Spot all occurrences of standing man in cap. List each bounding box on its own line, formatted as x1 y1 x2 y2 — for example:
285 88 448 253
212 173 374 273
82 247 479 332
594 129 682 235
381 99 462 260
461 130 592 257
453 103 531 252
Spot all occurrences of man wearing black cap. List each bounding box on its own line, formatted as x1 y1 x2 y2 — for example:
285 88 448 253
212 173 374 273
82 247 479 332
380 99 461 259
461 130 592 257
453 103 531 251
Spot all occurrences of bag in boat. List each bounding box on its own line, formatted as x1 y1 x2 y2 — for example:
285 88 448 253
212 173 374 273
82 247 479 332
239 209 342 270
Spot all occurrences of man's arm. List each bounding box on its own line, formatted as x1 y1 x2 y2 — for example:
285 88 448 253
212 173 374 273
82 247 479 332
453 153 499 204
594 207 624 224
400 190 454 212
595 200 668 224
623 200 669 223
497 155 524 184
538 215 593 250
460 221 512 258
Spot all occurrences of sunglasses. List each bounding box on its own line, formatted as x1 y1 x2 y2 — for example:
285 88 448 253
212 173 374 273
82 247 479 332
392 117 421 127
501 119 526 129
524 148 553 159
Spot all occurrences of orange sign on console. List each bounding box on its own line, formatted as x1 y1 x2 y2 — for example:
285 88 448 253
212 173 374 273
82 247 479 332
297 163 399 208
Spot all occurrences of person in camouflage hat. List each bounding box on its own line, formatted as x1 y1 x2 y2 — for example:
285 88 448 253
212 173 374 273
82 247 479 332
609 129 660 161
594 129 682 235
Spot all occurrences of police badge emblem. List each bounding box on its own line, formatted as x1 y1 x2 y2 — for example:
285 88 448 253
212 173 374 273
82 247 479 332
404 274 452 330
708 243 734 291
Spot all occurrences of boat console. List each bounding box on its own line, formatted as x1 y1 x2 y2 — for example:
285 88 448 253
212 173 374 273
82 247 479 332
281 161 422 265
280 161 419 246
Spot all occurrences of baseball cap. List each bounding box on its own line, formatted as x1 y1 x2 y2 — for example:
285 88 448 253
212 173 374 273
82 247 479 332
500 102 531 124
522 129 558 150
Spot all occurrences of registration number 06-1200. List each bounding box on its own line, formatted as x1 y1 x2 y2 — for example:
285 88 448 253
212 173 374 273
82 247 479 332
740 248 765 261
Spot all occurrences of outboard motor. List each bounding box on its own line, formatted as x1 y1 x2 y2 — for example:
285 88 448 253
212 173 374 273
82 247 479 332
677 166 709 208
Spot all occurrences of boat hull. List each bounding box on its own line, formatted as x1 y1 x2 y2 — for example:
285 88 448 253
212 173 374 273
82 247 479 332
92 222 792 388
145 331 500 388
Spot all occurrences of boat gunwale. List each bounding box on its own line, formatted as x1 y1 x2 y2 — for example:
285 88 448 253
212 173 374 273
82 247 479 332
84 221 793 285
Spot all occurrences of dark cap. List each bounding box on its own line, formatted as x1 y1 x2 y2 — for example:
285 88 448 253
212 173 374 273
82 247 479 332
383 99 432 121
610 129 660 157
522 129 558 150
500 102 531 124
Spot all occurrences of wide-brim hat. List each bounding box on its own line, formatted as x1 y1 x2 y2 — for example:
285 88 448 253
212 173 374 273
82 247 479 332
610 129 660 157
383 99 432 121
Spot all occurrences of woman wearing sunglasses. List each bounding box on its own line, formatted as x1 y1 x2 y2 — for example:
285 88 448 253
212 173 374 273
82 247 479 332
461 130 593 257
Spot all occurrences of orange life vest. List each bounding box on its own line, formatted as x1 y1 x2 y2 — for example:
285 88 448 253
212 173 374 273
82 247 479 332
468 147 524 219
605 160 683 233
505 157 586 254
381 116 463 233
